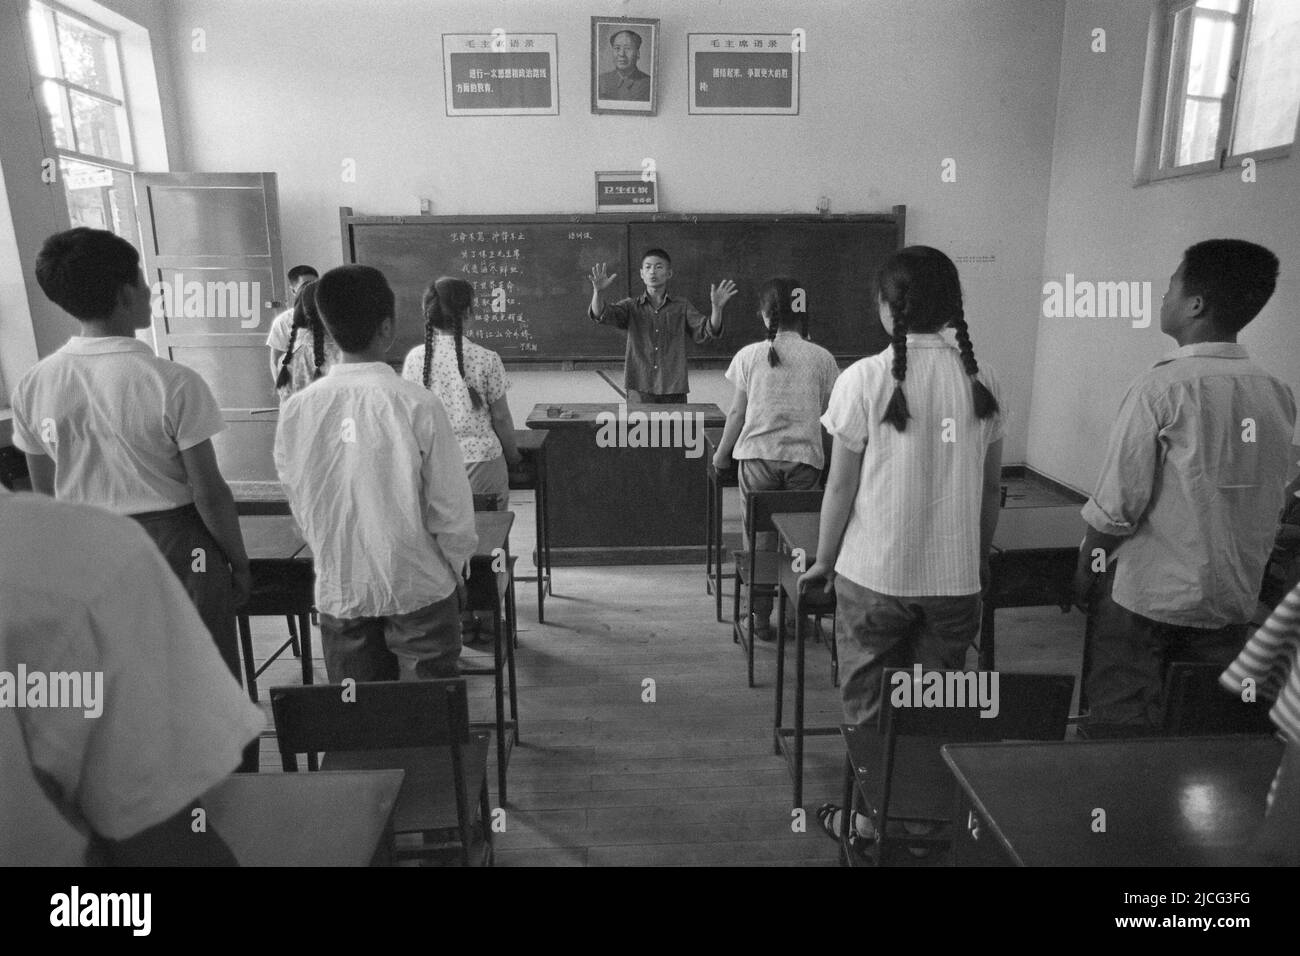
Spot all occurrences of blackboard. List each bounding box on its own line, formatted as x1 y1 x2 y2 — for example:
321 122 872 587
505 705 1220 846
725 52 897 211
340 209 903 363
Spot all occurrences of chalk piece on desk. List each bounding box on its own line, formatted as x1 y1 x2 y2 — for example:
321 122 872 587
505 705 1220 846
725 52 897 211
560 410 575 419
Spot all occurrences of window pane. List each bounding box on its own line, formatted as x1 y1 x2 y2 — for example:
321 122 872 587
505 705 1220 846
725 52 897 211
1186 12 1236 96
1232 0 1300 154
1197 0 1240 12
54 12 122 98
1179 96 1223 164
40 80 74 150
69 91 133 164
26 4 61 77
60 159 138 244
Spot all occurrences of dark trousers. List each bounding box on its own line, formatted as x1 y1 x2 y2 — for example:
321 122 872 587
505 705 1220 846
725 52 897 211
1084 569 1249 735
738 458 822 620
834 575 981 727
628 390 687 404
318 589 463 683
131 503 258 773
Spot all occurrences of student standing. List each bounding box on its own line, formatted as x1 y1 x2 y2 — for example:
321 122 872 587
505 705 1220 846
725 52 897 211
1 488 265 866
273 279 340 401
798 246 1005 847
12 228 251 705
275 265 477 682
713 277 840 640
266 264 319 382
588 248 737 403
1075 240 1296 736
402 276 521 510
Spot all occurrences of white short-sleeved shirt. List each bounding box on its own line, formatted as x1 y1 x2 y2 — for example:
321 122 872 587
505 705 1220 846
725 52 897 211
725 331 840 469
0 488 265 866
9 337 225 514
401 335 509 463
822 333 1006 596
275 362 478 619
265 309 294 351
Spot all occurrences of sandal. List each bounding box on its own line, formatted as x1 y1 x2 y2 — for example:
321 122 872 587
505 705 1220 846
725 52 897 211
815 803 877 843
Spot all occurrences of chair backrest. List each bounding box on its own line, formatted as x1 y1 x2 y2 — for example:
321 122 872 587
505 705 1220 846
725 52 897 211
465 552 517 613
881 669 1075 743
1163 662 1277 736
875 669 1075 833
271 678 471 771
242 558 315 615
747 489 823 542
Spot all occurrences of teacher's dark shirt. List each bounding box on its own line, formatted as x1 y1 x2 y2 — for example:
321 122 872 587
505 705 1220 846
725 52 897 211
591 290 717 395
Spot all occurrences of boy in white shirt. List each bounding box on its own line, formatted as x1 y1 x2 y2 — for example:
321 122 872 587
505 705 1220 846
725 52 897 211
12 229 253 770
275 265 478 681
1 488 264 866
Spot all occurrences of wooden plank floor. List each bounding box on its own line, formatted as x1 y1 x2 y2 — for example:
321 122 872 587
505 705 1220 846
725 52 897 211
242 487 1087 866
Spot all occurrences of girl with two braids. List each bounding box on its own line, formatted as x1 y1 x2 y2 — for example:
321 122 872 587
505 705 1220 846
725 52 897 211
713 277 840 642
273 280 339 401
798 246 1006 851
401 277 521 511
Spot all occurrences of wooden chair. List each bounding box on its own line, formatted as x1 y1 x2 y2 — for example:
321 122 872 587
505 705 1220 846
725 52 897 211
236 558 315 702
705 445 739 621
1162 661 1277 736
270 679 493 867
460 550 520 805
732 489 825 687
839 669 1074 866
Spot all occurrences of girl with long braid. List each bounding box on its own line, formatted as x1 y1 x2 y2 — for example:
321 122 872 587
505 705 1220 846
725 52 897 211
798 246 1005 853
273 280 339 401
712 277 840 642
401 277 521 511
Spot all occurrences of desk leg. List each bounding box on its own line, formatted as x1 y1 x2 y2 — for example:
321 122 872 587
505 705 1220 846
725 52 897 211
533 492 545 624
493 602 508 805
794 594 807 810
707 468 717 595
979 596 996 671
539 455 552 597
237 616 258 704
774 584 787 755
298 611 314 686
714 479 725 623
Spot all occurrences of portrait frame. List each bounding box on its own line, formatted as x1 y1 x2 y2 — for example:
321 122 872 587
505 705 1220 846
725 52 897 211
591 16 659 115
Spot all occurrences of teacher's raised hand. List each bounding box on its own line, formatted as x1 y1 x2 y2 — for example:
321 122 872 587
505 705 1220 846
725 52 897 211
710 279 739 309
589 262 618 290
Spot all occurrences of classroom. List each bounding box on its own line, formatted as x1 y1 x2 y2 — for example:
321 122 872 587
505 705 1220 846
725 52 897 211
1 0 1299 877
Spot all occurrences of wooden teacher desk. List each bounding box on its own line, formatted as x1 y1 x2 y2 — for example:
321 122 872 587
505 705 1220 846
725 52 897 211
526 402 725 565
943 735 1284 867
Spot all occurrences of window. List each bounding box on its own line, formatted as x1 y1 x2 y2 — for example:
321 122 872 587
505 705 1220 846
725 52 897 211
1150 0 1300 180
25 0 139 242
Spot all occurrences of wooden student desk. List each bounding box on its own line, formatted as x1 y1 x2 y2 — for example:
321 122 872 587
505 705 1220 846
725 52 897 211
203 769 404 866
526 402 726 565
768 504 1086 670
942 735 1284 867
508 429 552 622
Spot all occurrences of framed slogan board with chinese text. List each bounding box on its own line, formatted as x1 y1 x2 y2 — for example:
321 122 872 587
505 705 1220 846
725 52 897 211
442 33 559 116
688 33 799 114
339 208 904 364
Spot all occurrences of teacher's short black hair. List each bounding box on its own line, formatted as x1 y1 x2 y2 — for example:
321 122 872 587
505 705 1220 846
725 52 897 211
314 264 395 352
610 29 643 50
640 248 671 267
287 265 319 283
35 227 141 320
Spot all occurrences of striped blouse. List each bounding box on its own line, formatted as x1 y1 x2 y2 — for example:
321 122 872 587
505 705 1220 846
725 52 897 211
1221 582 1300 810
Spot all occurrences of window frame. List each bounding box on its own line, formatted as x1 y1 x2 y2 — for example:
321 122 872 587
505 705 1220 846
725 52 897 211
25 0 140 210
1145 0 1298 183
